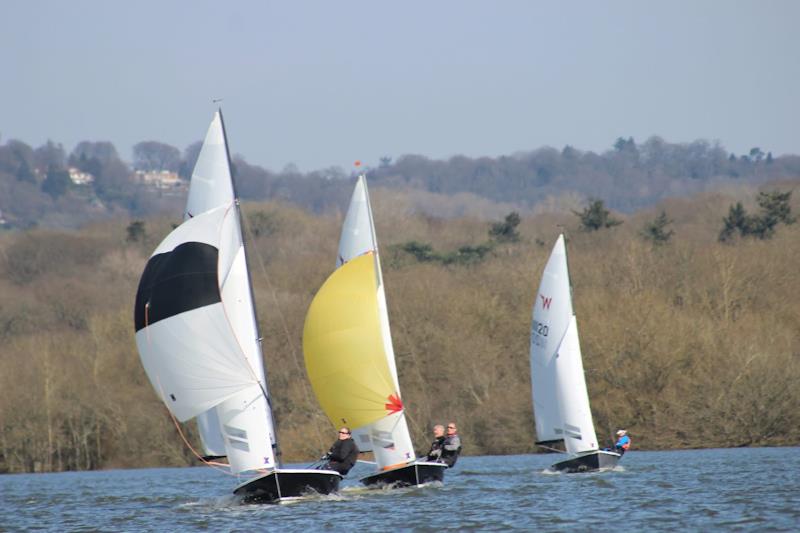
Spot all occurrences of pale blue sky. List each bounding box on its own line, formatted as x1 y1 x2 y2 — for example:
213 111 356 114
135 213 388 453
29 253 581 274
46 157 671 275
1 1 798 171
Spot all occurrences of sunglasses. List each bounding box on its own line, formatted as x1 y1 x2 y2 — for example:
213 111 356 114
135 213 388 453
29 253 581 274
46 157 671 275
339 431 350 434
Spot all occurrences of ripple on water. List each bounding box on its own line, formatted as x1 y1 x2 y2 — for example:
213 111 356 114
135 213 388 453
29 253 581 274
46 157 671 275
1 449 798 531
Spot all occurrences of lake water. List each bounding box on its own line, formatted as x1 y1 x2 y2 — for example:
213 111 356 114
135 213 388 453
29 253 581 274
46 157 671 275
1 447 798 531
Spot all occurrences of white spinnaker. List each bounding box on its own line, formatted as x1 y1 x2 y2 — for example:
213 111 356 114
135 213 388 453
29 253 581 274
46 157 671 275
554 315 598 454
336 176 416 466
530 235 573 442
135 206 259 421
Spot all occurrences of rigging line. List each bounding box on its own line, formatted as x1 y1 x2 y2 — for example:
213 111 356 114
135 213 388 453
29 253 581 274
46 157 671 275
238 207 328 449
167 408 237 477
154 376 238 477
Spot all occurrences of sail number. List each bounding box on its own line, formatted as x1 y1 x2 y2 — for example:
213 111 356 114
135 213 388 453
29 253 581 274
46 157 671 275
531 320 549 347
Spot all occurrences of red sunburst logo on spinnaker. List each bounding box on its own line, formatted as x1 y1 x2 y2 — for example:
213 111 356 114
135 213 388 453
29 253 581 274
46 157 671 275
385 393 403 414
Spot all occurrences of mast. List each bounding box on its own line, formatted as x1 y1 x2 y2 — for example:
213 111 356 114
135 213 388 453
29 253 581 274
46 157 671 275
561 232 575 313
217 108 282 466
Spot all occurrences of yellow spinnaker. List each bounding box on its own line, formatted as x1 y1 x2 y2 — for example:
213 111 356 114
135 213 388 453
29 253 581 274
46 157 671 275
303 253 397 430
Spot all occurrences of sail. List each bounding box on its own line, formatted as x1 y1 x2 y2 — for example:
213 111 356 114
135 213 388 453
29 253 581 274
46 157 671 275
134 111 277 474
184 111 235 217
554 315 598 454
303 253 398 429
530 234 598 453
336 176 377 452
337 176 375 267
196 410 226 456
134 205 255 418
184 112 235 457
305 177 416 468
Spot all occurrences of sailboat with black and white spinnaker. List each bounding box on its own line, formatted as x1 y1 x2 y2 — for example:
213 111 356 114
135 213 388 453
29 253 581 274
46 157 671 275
133 110 341 503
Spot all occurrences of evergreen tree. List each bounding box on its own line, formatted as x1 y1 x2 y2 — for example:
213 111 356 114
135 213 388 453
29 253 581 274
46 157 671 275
400 241 437 262
719 190 794 241
719 202 752 241
489 212 521 242
575 199 622 231
641 210 674 245
125 220 146 243
750 190 795 239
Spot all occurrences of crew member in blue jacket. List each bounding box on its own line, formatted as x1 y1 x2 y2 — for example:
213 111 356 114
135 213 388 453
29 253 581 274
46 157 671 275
614 430 631 455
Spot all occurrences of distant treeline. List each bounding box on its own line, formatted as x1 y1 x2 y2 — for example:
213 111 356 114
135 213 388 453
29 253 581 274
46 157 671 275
1 135 799 229
0 182 798 474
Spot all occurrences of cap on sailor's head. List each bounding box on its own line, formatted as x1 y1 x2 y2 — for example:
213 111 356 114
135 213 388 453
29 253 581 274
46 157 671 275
616 429 627 436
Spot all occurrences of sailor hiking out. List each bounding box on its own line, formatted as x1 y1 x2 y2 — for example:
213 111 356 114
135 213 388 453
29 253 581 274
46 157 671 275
441 422 462 468
426 425 446 462
321 427 360 475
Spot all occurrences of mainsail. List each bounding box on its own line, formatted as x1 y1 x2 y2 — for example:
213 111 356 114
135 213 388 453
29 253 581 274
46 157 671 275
186 112 238 458
134 111 278 474
530 234 598 454
304 176 416 469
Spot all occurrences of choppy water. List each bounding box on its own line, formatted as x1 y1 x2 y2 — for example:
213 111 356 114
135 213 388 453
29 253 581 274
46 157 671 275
1 447 798 531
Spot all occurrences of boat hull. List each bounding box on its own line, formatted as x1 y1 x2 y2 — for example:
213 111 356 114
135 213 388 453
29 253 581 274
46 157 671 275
233 468 342 504
551 450 621 473
360 461 447 487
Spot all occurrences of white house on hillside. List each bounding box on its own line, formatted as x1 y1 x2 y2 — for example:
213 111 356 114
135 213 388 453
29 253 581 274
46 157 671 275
68 167 95 185
135 170 184 190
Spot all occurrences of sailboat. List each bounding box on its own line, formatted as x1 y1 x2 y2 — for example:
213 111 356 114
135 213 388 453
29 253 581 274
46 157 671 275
133 110 342 503
303 175 448 487
529 234 621 473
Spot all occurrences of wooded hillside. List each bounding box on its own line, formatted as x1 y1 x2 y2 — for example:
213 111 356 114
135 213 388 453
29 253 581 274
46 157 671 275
0 181 798 473
2 135 799 229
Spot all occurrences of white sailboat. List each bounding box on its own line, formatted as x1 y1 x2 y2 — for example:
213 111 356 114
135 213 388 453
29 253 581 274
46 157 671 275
530 234 621 473
133 110 341 503
303 175 447 487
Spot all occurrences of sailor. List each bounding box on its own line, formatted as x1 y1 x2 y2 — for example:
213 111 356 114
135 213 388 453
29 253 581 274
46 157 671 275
614 429 631 455
440 422 462 468
322 427 359 475
425 424 446 462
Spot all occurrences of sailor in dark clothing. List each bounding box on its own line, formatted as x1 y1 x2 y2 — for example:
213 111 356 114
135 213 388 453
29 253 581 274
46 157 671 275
440 422 462 468
322 427 359 475
425 425 446 462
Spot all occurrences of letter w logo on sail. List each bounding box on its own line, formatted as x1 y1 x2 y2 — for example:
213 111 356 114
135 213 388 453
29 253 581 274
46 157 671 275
540 295 552 309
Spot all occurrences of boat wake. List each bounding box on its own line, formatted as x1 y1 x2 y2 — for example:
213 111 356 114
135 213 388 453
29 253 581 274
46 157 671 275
540 464 626 476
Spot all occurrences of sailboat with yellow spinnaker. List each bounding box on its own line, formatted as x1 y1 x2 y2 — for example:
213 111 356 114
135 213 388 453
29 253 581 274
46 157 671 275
303 175 447 487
